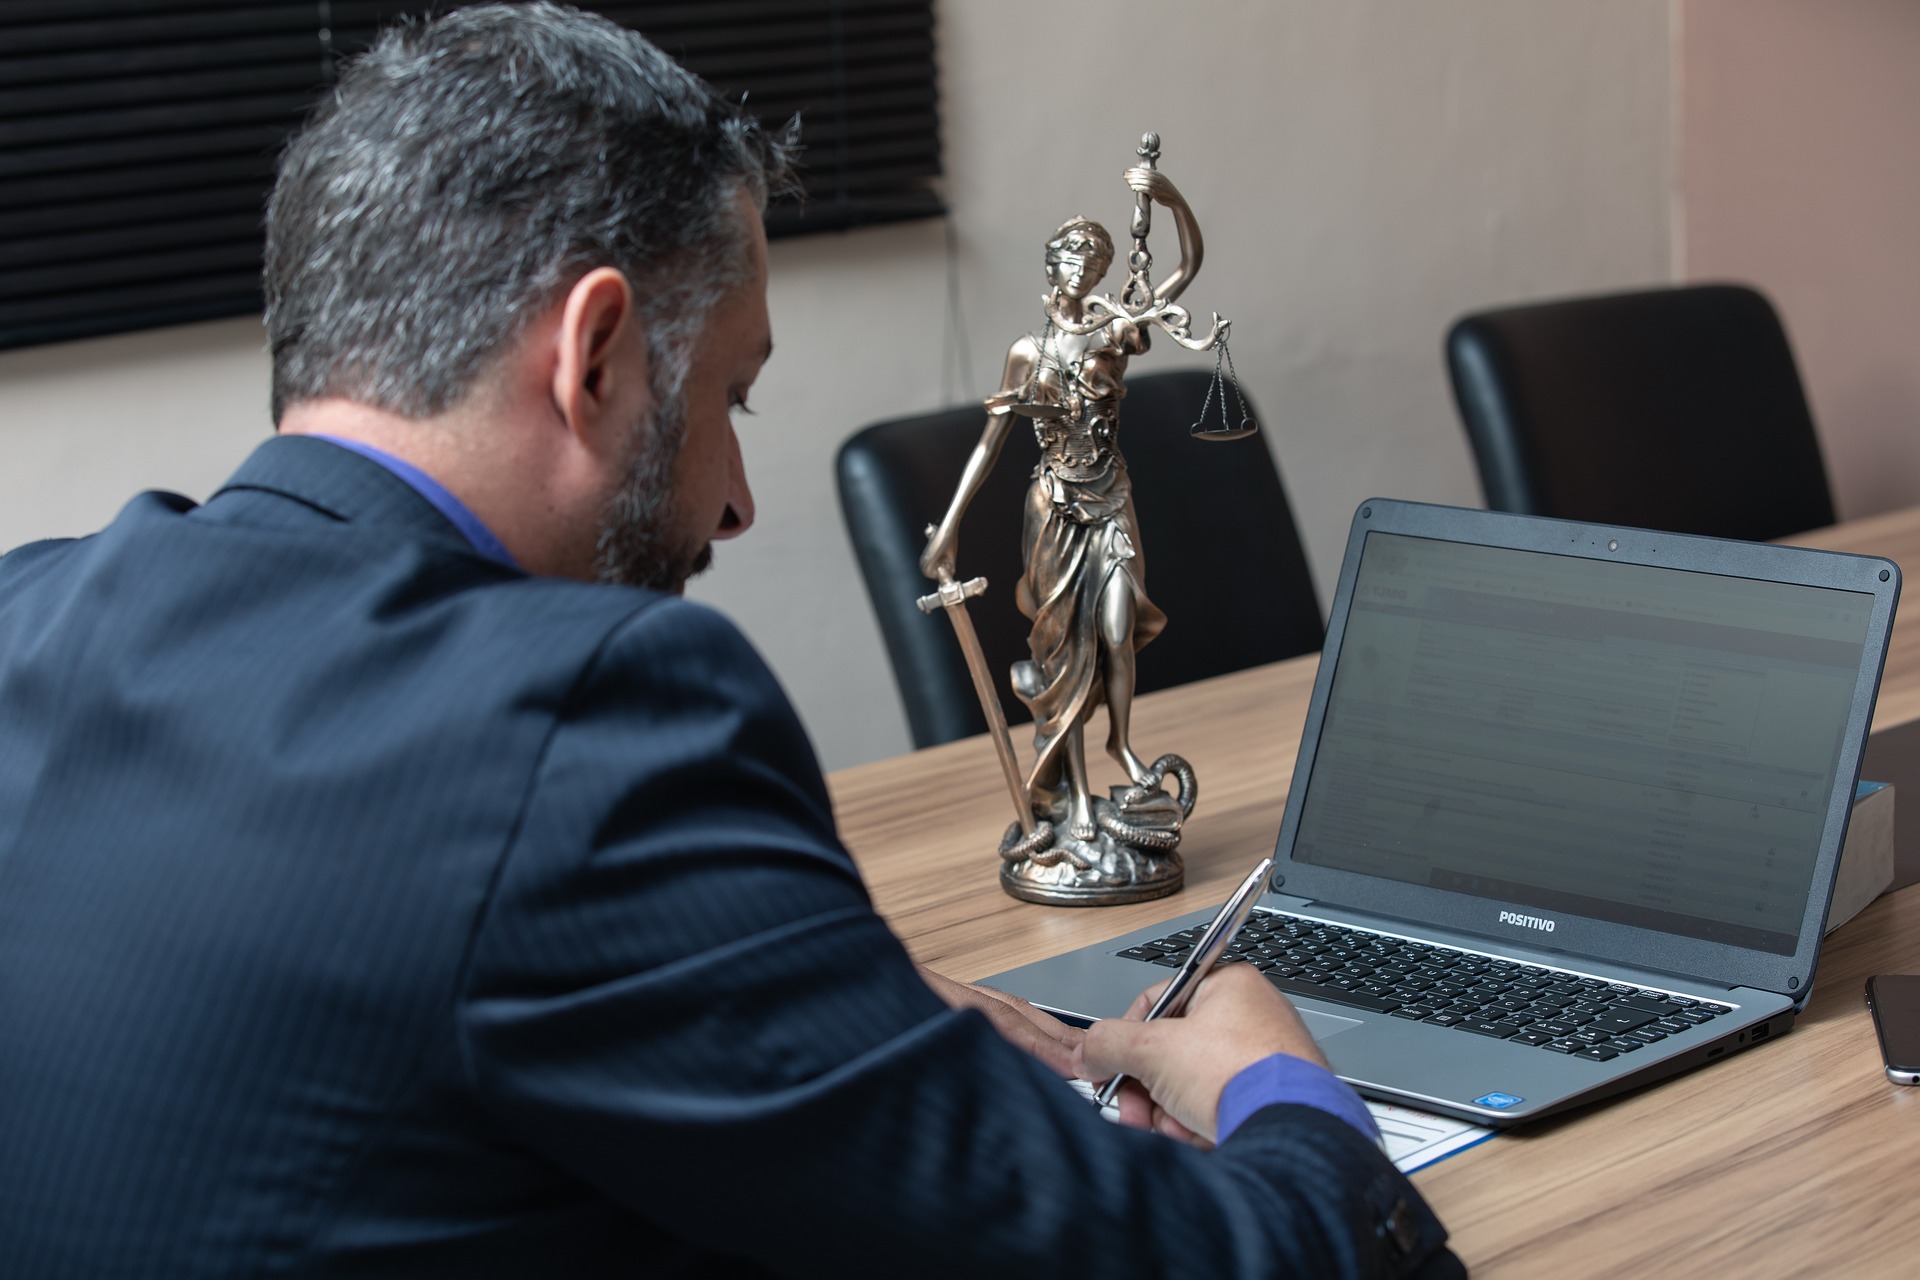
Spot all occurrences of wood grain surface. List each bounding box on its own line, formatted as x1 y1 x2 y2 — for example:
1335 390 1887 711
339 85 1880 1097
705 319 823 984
828 506 1920 1277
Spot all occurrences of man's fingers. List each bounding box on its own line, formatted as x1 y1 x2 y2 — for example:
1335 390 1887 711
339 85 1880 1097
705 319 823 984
1080 1013 1177 1083
1086 1035 1210 1149
968 984 1086 1060
1124 978 1171 1022
978 998 1082 1077
917 964 974 1008
1079 964 1335 1142
1113 1078 1155 1130
1190 964 1330 1067
1070 979 1171 1085
918 965 1086 1077
975 985 1083 1047
1153 1105 1211 1149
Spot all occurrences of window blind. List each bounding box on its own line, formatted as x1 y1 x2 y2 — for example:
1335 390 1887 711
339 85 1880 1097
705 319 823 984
0 0 942 352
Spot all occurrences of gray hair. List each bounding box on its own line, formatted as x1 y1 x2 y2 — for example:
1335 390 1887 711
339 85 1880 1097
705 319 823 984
264 3 796 424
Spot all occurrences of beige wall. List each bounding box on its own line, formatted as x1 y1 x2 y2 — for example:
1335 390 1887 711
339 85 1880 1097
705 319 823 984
0 316 273 545
1680 0 1920 522
0 1 1675 770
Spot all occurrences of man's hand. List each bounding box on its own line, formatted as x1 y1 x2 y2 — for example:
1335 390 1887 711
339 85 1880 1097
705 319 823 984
1075 963 1325 1144
919 965 1084 1078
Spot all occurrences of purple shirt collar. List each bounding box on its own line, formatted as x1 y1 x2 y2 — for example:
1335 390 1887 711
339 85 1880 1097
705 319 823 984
309 435 519 570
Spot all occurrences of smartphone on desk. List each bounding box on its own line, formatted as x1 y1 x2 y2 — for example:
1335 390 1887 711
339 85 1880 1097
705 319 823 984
1865 975 1920 1084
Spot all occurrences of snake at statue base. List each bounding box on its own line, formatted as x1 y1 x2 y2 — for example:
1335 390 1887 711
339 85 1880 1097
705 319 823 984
998 753 1197 865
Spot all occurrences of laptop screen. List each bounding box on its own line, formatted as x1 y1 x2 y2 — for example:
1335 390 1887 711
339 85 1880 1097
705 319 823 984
1291 531 1876 956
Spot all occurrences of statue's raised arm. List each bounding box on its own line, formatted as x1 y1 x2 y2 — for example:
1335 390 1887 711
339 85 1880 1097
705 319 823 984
1122 164 1203 306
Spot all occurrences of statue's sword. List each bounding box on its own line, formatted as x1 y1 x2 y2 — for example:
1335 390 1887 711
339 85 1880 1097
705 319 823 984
915 566 1034 836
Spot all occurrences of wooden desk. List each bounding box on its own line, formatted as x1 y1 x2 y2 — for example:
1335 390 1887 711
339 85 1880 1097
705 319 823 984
829 505 1920 1278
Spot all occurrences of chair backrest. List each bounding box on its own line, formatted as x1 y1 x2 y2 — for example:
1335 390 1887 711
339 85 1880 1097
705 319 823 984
1445 283 1836 542
836 369 1323 749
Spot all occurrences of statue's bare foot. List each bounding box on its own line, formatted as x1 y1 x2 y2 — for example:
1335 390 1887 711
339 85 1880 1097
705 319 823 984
1115 745 1155 789
1068 792 1098 843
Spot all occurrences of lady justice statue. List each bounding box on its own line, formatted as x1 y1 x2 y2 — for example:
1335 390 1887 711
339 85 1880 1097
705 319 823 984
918 134 1237 906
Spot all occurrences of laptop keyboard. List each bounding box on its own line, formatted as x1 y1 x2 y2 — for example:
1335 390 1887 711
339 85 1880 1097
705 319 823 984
1118 911 1735 1063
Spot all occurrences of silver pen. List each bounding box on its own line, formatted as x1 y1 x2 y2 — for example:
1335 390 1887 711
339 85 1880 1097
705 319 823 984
1094 855 1275 1107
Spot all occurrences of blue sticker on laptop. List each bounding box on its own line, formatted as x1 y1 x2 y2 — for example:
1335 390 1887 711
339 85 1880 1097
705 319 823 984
1474 1092 1524 1110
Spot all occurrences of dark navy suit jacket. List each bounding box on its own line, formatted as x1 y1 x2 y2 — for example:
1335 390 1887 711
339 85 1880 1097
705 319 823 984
0 437 1461 1277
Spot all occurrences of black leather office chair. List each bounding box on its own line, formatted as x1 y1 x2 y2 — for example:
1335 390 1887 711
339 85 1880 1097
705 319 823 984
1445 283 1835 541
836 370 1323 749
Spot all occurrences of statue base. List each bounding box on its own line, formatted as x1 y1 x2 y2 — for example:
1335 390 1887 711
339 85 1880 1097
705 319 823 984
998 755 1195 907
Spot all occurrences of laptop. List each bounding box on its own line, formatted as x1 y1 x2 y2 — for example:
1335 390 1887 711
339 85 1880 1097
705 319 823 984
984 498 1901 1127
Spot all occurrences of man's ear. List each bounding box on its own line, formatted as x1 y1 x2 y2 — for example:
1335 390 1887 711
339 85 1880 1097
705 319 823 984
551 267 644 448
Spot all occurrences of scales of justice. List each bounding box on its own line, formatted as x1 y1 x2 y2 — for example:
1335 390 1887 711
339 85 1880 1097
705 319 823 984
917 132 1255 906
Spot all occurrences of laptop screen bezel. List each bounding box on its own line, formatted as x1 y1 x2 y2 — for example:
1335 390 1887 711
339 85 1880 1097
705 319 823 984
1269 498 1901 999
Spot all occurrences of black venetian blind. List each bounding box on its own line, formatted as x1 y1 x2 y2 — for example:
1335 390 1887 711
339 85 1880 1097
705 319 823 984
0 0 942 353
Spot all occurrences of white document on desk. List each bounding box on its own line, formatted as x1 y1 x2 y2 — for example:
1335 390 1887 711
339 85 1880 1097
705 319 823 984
1367 1101 1492 1173
1067 1079 1492 1173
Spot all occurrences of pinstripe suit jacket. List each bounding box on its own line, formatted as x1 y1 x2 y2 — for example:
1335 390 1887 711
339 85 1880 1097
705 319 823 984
0 436 1459 1278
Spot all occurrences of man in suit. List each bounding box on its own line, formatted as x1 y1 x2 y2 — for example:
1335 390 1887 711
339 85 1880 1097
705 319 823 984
0 5 1459 1276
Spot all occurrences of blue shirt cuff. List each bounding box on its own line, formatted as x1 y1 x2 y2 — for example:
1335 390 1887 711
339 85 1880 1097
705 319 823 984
1216 1053 1380 1144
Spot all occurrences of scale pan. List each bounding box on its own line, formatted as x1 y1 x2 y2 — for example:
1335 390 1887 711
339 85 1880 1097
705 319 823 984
1189 424 1258 442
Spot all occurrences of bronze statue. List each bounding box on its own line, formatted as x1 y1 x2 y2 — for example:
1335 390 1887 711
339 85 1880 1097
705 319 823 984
918 134 1236 906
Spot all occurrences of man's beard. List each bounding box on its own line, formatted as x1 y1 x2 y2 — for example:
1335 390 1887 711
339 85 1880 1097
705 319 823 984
593 392 713 592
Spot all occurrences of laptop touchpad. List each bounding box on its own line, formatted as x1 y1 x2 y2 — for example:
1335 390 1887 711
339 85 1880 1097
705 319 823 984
1301 1010 1364 1041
